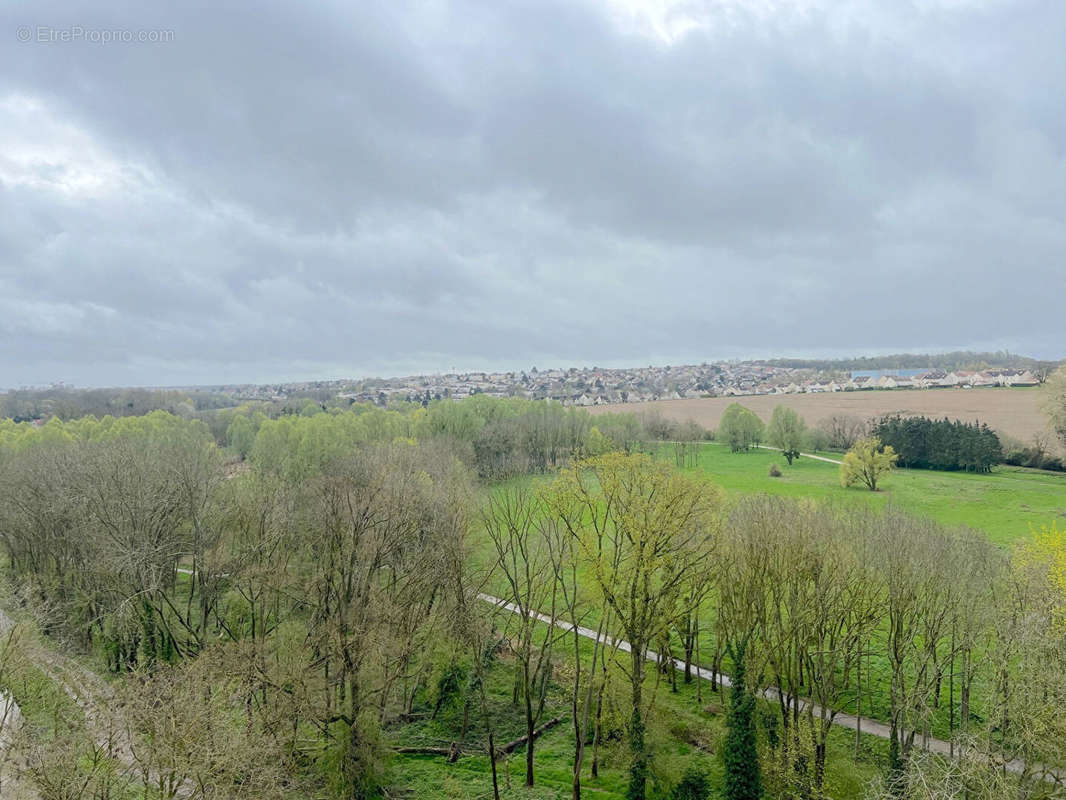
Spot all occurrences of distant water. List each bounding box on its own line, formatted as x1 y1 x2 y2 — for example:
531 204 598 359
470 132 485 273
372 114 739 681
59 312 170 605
850 369 928 379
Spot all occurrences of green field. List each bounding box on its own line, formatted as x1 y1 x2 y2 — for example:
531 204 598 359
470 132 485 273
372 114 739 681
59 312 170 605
676 442 1066 546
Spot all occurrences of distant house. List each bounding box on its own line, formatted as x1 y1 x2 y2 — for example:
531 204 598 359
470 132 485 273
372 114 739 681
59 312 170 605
986 368 1039 387
916 370 953 388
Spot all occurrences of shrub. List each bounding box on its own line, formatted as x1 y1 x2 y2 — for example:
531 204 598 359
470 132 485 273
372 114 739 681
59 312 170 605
1000 433 1066 472
671 765 712 800
768 463 782 477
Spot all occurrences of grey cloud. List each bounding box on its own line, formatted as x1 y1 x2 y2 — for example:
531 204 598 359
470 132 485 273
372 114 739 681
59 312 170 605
0 0 1063 387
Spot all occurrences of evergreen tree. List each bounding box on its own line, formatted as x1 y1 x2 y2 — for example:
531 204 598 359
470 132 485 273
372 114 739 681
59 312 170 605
872 415 1002 473
672 765 711 800
723 640 761 800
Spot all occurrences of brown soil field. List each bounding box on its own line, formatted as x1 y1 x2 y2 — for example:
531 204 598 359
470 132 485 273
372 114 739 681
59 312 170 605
588 387 1056 447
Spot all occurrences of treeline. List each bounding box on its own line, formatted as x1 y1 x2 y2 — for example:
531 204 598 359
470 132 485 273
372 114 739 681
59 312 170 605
763 350 1060 374
221 397 709 481
872 415 1002 472
0 385 238 422
1 396 705 485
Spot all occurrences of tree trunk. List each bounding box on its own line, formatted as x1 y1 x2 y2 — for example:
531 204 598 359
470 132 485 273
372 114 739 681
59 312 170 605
591 677 606 778
627 644 647 800
524 683 536 786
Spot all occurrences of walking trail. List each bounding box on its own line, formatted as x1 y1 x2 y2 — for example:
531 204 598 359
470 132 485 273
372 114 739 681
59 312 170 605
0 609 37 799
478 593 1057 780
0 604 194 799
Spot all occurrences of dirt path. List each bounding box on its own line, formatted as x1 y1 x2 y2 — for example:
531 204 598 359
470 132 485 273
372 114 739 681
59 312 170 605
0 609 38 799
0 603 193 799
478 593 1059 780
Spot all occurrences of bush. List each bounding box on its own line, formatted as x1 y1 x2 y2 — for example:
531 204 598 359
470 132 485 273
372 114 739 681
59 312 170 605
1002 442 1066 471
671 765 712 800
768 463 782 477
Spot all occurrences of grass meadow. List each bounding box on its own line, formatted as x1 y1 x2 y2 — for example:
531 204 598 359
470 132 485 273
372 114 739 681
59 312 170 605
683 442 1066 546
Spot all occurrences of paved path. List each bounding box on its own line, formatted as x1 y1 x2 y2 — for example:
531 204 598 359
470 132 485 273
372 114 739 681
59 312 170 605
660 439 844 465
755 444 843 465
478 593 1054 778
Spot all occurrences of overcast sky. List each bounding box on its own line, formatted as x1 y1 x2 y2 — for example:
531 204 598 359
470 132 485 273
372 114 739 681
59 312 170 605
2 0 1064 387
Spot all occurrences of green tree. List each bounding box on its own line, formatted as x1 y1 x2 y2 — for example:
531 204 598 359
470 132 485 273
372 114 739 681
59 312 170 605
840 437 898 491
547 453 721 800
718 404 765 453
722 639 761 800
226 414 257 460
766 406 807 465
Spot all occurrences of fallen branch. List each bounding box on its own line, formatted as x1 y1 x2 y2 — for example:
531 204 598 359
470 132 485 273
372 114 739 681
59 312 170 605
497 716 563 755
393 742 462 762
392 717 564 763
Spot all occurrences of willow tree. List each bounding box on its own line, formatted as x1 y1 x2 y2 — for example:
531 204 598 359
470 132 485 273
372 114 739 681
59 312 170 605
766 405 807 465
547 453 722 800
840 436 898 491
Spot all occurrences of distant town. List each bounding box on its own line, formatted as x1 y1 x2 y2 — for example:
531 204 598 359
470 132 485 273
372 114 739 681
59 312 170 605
213 362 1046 408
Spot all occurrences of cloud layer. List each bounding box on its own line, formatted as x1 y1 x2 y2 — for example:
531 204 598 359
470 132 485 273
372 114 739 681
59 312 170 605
2 0 1064 386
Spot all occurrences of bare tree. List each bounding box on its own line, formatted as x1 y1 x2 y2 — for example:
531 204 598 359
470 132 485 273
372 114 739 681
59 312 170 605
481 487 564 787
818 414 867 451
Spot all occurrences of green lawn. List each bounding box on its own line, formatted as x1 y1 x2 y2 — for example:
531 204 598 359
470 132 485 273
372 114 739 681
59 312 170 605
679 443 1066 546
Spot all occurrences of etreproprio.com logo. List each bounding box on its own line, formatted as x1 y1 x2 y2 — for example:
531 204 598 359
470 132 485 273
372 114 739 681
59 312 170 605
17 25 175 44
